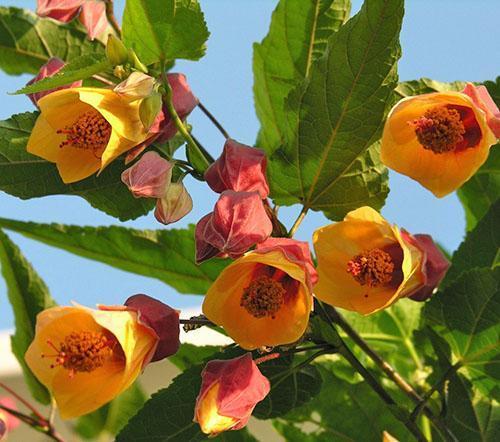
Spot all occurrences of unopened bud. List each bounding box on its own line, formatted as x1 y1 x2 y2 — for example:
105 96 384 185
0 397 20 437
114 72 156 101
128 48 148 73
0 419 6 440
140 92 163 130
155 182 193 225
106 34 129 66
113 65 127 79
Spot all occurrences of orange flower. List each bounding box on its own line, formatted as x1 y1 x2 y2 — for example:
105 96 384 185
25 304 158 419
202 238 316 349
313 207 425 315
381 91 497 197
27 88 149 184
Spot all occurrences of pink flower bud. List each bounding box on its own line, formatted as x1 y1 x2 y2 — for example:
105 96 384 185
79 0 108 40
150 74 199 142
0 397 20 436
256 237 318 288
37 0 83 22
195 191 273 263
154 182 193 225
463 83 500 138
26 57 83 106
121 152 173 199
114 72 156 101
194 353 270 436
401 231 450 301
124 294 180 362
205 139 270 199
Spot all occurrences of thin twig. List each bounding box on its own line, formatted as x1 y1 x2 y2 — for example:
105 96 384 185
0 382 46 423
104 0 121 36
288 207 308 237
198 101 230 139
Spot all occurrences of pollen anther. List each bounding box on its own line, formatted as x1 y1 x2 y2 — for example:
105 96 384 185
347 248 394 287
240 276 286 319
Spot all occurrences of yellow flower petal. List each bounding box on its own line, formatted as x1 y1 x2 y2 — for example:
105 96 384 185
26 115 63 162
56 145 101 183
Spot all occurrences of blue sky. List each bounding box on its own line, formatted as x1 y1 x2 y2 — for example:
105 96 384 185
0 0 499 329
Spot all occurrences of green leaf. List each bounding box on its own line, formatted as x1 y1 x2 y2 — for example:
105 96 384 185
444 200 500 286
0 219 229 295
253 0 351 153
0 229 55 404
267 0 403 220
122 0 209 65
0 112 154 221
0 7 104 75
423 268 500 400
457 146 500 231
168 343 220 371
484 76 500 107
273 362 411 441
14 54 110 95
395 77 465 97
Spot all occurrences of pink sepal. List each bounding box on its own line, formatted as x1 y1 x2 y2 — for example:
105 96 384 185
36 0 83 22
462 83 500 138
205 139 270 199
79 0 108 40
0 397 20 434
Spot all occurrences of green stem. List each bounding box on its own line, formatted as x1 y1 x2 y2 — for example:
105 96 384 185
0 382 46 423
198 101 230 139
288 207 308 237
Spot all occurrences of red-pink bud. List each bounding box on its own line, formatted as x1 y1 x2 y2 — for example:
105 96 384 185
79 0 108 40
194 353 270 436
150 74 199 142
154 182 193 225
462 83 500 138
256 237 318 288
205 139 270 199
0 397 20 436
121 151 173 199
195 191 273 263
124 294 180 362
37 0 83 22
26 57 83 106
401 231 450 301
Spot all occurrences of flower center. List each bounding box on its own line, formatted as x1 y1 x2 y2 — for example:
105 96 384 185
240 275 286 319
347 248 394 287
57 110 111 158
42 331 116 377
411 105 465 154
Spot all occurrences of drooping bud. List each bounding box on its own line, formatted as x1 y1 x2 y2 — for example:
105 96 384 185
401 231 450 301
195 191 272 263
114 72 156 101
106 34 129 66
0 397 20 438
124 294 180 361
462 83 500 138
140 92 163 130
205 139 269 199
194 353 270 437
36 0 82 22
121 151 173 199
26 57 82 106
154 182 193 225
79 0 108 40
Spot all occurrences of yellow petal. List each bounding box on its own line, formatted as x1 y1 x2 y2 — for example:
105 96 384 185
56 145 101 183
37 89 92 130
99 130 142 171
196 383 238 436
26 115 63 163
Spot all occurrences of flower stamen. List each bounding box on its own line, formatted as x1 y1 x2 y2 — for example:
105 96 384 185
347 248 394 287
240 276 286 319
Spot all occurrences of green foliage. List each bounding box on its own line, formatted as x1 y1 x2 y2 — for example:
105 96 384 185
395 78 465 96
0 112 155 221
14 54 110 95
253 0 351 153
122 0 209 65
265 0 403 220
0 219 229 295
169 343 221 371
0 7 103 75
0 229 55 404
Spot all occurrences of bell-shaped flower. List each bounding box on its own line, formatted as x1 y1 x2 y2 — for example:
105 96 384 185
25 302 159 419
27 87 149 183
195 190 273 263
313 207 449 315
381 91 497 197
121 151 173 199
26 57 83 106
154 182 193 225
202 238 315 349
0 397 20 439
194 353 270 436
205 139 269 199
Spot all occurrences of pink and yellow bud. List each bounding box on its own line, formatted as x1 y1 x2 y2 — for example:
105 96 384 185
194 353 270 436
195 190 272 263
205 139 270 199
154 182 193 225
114 72 156 102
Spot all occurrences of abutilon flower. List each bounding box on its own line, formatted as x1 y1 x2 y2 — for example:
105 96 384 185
24 296 179 419
313 207 449 315
37 0 108 40
154 182 193 225
194 353 270 436
26 57 82 106
0 397 20 439
203 238 316 349
27 88 149 183
205 139 270 198
195 190 273 263
381 90 497 197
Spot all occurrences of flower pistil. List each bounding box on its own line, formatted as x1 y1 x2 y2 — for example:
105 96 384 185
347 248 395 288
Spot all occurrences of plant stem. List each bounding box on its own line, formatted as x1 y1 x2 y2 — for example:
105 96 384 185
288 207 308 237
0 403 41 427
179 318 213 326
0 382 46 423
104 0 121 36
198 101 230 139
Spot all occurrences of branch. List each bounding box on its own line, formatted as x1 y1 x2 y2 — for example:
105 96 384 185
104 0 121 36
198 101 230 139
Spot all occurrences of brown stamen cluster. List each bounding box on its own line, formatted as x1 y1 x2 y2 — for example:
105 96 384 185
42 331 114 377
347 248 394 287
57 110 111 157
412 106 465 154
240 276 286 319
